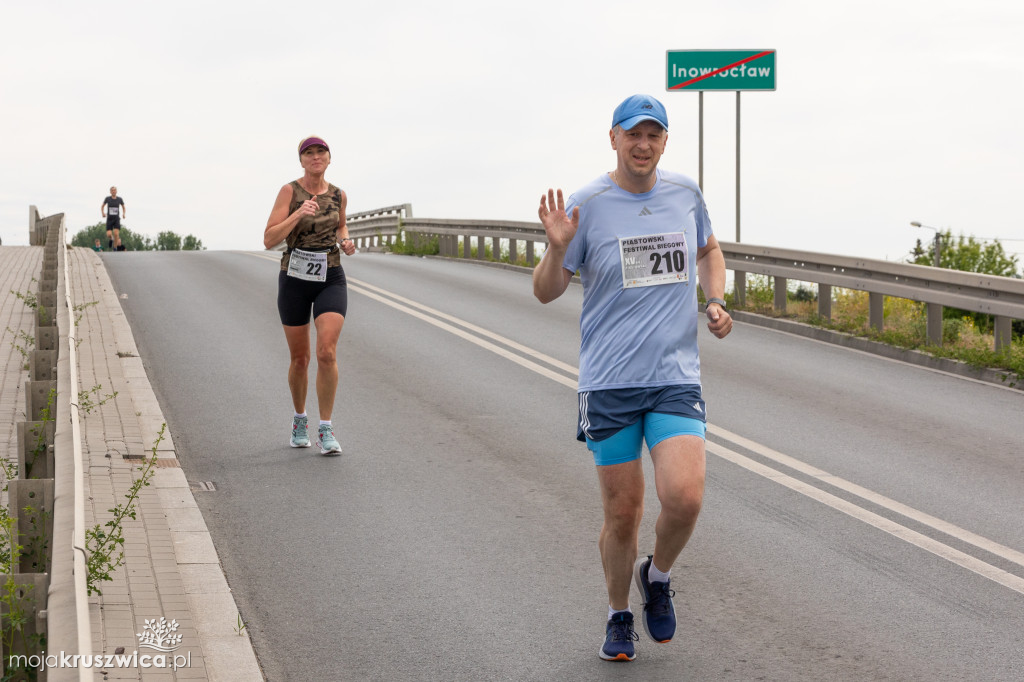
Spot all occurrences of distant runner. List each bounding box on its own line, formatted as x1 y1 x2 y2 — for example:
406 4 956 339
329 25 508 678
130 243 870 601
533 94 732 662
264 136 356 455
101 186 125 251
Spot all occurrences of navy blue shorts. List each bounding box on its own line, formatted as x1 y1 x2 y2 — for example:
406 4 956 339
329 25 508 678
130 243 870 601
578 385 707 466
277 266 348 326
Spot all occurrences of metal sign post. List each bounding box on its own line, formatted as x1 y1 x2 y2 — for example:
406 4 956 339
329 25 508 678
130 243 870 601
736 91 741 243
666 49 776 243
698 92 703 190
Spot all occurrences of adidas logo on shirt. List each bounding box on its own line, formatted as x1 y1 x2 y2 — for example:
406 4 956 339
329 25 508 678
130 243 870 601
639 206 652 216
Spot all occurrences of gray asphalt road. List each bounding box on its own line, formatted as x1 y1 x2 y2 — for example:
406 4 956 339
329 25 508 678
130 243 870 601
101 250 1024 682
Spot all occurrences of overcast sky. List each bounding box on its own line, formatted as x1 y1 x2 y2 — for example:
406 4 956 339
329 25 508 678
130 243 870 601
2 0 1022 267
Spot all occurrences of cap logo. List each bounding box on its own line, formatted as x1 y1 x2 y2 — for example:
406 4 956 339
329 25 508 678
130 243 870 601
611 94 668 131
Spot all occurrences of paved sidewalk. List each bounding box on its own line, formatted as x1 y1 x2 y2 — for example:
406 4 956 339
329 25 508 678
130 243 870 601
2 245 263 681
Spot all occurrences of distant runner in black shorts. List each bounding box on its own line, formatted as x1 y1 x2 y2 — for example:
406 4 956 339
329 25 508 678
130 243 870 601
101 186 125 250
263 135 356 455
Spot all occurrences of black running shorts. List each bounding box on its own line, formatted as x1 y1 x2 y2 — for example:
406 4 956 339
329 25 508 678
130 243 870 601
277 265 348 326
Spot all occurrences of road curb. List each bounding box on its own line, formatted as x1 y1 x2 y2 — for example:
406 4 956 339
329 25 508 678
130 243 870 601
82 248 265 680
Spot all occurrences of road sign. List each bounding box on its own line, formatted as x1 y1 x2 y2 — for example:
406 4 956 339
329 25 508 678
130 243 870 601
666 50 776 91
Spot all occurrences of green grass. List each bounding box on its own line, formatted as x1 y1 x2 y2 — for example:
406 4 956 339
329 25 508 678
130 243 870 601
725 275 1024 385
385 231 440 256
389 233 532 266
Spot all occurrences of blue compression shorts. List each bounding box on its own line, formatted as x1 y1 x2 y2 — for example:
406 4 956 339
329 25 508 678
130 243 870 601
578 385 707 466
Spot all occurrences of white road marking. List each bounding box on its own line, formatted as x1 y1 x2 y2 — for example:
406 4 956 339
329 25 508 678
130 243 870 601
349 281 577 389
707 440 1024 595
708 425 1024 571
349 277 580 376
246 252 1024 592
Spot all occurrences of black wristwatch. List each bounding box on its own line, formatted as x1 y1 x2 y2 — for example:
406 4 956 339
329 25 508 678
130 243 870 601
706 297 727 310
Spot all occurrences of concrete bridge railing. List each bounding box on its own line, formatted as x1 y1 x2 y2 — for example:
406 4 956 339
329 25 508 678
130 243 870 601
6 207 91 681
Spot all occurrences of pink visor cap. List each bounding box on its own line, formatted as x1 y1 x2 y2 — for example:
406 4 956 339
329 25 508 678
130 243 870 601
298 136 330 155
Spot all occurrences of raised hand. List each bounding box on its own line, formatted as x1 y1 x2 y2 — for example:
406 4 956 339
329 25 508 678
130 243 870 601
538 188 579 250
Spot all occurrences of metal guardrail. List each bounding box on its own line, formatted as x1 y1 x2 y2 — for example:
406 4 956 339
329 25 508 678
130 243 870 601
345 205 1023 351
278 203 1023 351
723 242 1024 350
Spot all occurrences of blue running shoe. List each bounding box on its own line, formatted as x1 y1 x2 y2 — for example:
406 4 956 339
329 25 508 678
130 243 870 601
317 424 342 456
634 555 676 643
290 416 310 448
599 611 638 661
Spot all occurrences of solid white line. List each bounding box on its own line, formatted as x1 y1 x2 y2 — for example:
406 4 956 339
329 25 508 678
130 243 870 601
708 424 1024 570
246 251 1024 592
245 253 577 376
707 440 1024 595
349 284 577 390
241 251 577 374
348 276 580 376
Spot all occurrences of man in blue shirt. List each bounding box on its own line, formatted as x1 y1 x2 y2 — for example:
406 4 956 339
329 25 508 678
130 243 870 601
533 94 732 662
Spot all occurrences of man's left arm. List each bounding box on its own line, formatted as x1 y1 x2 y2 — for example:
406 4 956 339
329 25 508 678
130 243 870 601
696 234 732 339
120 199 126 220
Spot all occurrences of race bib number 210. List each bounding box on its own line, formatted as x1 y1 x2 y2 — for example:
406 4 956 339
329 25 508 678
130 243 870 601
619 232 689 289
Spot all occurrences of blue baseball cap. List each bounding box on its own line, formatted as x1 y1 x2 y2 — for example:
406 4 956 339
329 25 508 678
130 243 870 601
611 94 668 131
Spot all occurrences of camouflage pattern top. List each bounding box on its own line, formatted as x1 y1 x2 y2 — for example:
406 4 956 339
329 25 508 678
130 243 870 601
279 180 344 271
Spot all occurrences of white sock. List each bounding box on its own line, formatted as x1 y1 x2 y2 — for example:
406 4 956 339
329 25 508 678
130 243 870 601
609 606 632 620
294 412 306 419
320 420 331 427
648 561 671 583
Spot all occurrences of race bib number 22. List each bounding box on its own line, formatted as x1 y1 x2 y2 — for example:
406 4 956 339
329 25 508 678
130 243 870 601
287 248 328 282
619 232 688 289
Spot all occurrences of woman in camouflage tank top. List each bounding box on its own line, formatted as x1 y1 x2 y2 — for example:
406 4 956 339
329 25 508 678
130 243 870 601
263 136 356 455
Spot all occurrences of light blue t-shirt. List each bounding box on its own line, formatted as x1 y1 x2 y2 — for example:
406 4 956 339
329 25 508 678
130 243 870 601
562 169 712 392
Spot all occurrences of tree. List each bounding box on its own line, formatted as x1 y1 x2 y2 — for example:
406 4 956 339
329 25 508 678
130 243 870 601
70 222 108 249
156 231 182 251
120 229 154 251
908 230 1022 334
909 230 1019 277
182 234 204 250
70 222 151 250
70 223 205 251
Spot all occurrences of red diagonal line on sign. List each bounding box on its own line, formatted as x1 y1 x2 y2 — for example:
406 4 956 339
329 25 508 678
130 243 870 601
669 50 774 90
